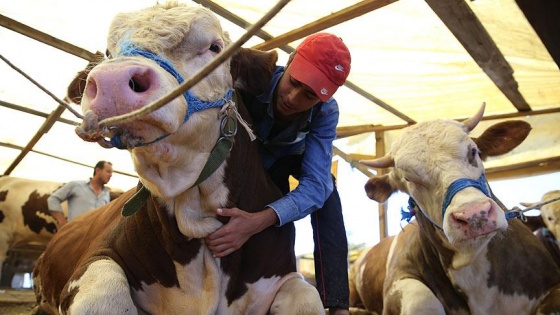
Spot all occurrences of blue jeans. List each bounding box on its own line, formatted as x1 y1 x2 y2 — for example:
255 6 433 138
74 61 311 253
268 155 349 310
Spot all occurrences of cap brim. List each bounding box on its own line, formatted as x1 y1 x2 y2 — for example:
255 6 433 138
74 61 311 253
289 54 337 102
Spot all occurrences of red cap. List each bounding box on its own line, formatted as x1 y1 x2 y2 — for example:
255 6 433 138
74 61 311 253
289 33 351 102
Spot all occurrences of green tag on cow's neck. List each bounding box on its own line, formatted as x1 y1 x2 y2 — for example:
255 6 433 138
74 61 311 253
122 185 151 216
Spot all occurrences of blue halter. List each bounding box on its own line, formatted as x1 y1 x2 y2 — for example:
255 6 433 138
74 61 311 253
441 173 489 217
108 43 233 149
401 173 490 225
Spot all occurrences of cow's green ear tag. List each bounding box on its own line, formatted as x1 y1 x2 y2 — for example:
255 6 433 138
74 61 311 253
122 185 151 216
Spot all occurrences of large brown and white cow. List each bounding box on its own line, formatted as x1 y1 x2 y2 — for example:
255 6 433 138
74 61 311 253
32 3 323 315
350 105 560 314
0 176 62 279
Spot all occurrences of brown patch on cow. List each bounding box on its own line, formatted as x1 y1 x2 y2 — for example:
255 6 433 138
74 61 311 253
105 194 203 291
0 189 7 223
350 236 394 313
221 92 296 303
474 120 531 160
534 227 560 268
523 215 545 231
486 219 560 299
22 190 58 234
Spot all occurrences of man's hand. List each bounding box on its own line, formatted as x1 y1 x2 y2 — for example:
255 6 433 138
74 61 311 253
51 211 68 230
205 207 278 258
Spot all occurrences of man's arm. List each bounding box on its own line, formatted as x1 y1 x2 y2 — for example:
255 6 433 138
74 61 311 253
50 211 68 228
268 100 339 225
48 182 74 229
205 207 278 257
205 101 339 257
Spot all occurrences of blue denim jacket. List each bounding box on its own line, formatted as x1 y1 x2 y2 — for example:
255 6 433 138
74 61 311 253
249 66 338 226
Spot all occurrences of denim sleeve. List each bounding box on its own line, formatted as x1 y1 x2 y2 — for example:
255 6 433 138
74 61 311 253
268 99 339 226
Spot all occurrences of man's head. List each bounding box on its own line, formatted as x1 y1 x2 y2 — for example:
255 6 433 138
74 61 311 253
289 33 351 102
93 160 113 185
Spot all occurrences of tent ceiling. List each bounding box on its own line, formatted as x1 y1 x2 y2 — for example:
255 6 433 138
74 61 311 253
0 0 559 190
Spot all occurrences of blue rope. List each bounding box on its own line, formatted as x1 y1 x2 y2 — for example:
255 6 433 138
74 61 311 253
401 199 416 222
441 173 489 217
107 42 233 148
400 173 490 224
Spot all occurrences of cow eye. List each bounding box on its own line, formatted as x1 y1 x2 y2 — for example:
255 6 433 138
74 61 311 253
548 216 554 222
471 147 480 158
209 43 222 53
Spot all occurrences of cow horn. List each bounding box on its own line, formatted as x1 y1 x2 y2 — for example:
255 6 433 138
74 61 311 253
360 156 394 168
462 102 486 132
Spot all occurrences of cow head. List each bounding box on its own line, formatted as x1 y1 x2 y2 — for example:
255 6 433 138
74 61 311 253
361 104 532 267
69 3 235 200
532 190 560 240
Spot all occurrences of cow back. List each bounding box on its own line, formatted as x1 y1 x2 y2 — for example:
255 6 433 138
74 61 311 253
34 189 132 305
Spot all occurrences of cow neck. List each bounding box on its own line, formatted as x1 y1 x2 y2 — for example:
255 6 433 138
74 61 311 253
121 93 240 217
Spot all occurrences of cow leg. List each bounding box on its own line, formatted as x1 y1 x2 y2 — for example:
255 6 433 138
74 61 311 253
63 259 138 315
384 279 445 315
270 274 324 315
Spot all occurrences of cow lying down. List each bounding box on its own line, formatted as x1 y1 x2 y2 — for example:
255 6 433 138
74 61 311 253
350 104 560 314
32 3 323 315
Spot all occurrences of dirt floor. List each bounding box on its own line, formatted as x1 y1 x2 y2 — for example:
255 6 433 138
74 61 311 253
0 288 375 315
0 288 36 315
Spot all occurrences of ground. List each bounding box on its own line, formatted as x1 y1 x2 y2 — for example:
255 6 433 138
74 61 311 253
0 288 35 315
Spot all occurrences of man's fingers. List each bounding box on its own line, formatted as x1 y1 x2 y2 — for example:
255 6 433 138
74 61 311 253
216 207 240 217
207 240 237 258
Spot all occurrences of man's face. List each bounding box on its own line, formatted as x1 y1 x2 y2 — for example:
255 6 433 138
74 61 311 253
275 66 320 117
97 164 113 184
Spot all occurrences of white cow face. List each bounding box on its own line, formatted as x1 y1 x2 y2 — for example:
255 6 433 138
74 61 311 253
540 190 560 239
361 104 531 257
77 4 234 198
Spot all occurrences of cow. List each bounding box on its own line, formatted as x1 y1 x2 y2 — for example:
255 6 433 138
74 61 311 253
0 176 62 280
349 104 560 314
0 176 123 285
526 190 560 239
32 3 324 315
522 190 560 266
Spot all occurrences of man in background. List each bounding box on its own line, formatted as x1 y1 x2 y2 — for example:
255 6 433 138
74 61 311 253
48 160 113 228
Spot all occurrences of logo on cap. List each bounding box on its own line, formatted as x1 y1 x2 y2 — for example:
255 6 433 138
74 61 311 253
320 88 328 96
335 64 344 72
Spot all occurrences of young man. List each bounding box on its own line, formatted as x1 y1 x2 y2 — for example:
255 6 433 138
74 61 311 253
48 160 113 228
206 33 351 314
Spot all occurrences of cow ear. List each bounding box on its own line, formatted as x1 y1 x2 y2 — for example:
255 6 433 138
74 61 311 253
66 51 105 104
473 120 531 160
365 174 396 202
231 48 278 97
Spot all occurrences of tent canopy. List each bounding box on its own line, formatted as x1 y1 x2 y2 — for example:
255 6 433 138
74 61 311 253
1 0 559 243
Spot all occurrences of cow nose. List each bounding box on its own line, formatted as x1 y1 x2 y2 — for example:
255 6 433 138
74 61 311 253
83 63 158 115
450 200 498 238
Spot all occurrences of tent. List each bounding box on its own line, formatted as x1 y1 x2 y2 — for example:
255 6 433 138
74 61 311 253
1 0 559 246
